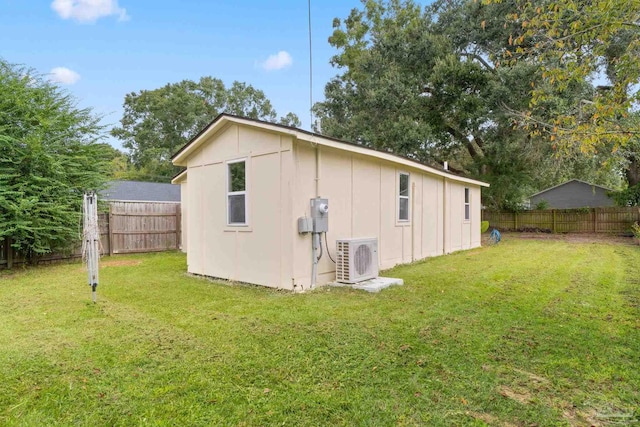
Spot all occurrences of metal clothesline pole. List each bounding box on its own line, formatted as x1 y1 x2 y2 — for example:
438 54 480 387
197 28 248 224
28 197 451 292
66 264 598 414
83 192 100 302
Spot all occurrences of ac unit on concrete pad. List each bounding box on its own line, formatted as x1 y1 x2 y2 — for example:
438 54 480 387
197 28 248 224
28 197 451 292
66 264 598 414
336 238 379 283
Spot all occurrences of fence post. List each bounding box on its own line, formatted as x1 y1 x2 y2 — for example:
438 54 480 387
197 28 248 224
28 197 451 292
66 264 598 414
108 204 114 256
594 208 598 233
175 203 181 250
552 209 556 233
6 237 13 269
514 212 518 230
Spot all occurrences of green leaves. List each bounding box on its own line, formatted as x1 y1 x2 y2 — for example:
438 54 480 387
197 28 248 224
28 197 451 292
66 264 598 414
315 0 629 208
111 78 300 181
485 0 640 152
0 59 110 260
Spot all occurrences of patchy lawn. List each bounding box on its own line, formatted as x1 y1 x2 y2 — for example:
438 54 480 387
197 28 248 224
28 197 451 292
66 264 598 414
0 238 639 426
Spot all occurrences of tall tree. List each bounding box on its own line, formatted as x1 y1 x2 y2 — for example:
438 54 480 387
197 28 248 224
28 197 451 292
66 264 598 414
314 0 610 208
0 59 111 261
486 0 640 187
111 78 300 181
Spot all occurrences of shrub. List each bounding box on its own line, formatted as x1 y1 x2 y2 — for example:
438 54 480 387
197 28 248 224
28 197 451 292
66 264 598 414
533 200 549 210
609 184 640 207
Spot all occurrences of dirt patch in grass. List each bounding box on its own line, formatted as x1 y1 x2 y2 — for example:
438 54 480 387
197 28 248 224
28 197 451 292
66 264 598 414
466 411 518 427
561 404 600 427
502 232 634 245
512 368 548 383
498 385 532 404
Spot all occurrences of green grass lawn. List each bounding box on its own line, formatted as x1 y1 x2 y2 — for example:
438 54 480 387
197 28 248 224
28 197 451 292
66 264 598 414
1 238 639 426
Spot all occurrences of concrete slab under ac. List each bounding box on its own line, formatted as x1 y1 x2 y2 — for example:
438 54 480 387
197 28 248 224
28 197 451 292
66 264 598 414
328 277 404 293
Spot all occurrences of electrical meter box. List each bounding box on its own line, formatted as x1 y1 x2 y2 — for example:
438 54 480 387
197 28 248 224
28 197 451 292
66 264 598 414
310 198 329 233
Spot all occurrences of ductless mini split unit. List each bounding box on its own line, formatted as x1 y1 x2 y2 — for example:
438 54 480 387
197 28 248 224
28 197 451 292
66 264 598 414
336 238 379 283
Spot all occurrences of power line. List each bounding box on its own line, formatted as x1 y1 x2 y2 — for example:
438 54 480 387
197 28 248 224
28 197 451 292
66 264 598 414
308 0 313 128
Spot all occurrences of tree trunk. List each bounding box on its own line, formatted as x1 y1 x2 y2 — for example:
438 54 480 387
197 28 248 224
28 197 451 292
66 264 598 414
625 153 640 187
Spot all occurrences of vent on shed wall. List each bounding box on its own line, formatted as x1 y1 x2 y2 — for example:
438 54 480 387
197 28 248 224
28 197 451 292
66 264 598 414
336 238 378 283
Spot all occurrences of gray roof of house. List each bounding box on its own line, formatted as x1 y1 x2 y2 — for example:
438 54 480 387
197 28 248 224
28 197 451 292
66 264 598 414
101 180 180 202
529 179 613 198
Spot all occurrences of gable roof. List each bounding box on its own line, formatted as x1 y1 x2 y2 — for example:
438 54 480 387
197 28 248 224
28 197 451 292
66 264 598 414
171 113 489 187
529 179 613 198
101 180 181 202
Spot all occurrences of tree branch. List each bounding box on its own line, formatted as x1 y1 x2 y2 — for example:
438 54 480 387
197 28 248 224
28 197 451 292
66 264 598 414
445 125 484 159
460 53 497 75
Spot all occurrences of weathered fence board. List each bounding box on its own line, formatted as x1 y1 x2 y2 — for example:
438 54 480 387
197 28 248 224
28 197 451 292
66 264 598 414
1 201 180 268
483 207 640 234
109 201 180 254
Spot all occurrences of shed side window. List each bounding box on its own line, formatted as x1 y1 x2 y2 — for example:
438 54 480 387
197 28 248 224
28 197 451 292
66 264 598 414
398 172 410 221
227 160 247 225
464 187 470 221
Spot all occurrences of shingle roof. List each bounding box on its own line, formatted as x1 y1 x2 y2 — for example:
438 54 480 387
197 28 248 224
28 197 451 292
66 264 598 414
529 179 613 198
101 180 180 202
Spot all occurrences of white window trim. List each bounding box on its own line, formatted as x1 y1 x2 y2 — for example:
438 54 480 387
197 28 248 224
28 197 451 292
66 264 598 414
464 187 470 222
226 158 248 227
398 171 410 223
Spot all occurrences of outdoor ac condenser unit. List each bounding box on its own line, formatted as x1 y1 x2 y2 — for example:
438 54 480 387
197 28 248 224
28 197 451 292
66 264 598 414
336 238 379 283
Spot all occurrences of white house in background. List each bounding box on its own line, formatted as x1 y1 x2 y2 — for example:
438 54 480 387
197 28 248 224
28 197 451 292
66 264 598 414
172 114 489 291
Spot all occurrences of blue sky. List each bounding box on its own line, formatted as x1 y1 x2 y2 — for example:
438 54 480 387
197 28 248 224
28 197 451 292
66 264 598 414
0 0 428 150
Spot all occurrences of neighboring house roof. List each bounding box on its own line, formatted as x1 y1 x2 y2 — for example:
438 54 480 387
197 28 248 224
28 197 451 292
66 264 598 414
171 113 489 188
529 179 613 198
528 179 615 209
101 180 181 202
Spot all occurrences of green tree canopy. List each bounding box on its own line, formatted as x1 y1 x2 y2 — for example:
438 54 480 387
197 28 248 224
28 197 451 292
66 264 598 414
0 59 111 260
485 0 640 192
313 0 623 208
485 0 640 149
111 77 301 181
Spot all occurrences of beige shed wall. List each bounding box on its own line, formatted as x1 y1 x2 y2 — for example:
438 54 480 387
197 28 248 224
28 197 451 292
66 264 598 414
183 124 295 289
180 180 187 252
292 143 482 288
179 121 483 291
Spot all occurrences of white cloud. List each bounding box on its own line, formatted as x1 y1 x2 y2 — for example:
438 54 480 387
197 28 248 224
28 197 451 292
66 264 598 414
260 51 293 71
51 0 129 23
49 67 81 85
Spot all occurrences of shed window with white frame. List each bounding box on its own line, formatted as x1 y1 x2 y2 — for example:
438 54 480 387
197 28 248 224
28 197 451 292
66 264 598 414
227 159 247 225
464 187 470 221
398 172 410 221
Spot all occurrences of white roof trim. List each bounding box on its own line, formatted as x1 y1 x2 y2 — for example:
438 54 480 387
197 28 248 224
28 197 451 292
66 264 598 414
529 179 613 198
171 169 188 184
172 115 490 187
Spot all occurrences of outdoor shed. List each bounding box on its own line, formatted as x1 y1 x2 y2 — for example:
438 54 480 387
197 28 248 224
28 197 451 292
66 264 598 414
529 179 614 209
172 114 489 291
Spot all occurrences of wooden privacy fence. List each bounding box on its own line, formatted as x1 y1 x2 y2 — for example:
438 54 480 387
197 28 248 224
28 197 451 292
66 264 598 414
0 201 181 269
108 201 180 254
483 207 640 234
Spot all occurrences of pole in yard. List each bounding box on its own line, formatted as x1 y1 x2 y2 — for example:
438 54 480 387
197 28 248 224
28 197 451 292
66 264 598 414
82 192 101 302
